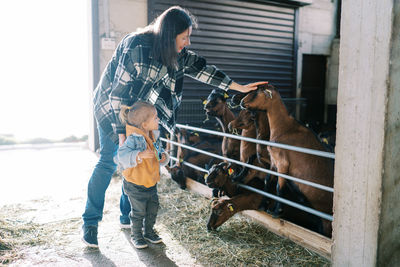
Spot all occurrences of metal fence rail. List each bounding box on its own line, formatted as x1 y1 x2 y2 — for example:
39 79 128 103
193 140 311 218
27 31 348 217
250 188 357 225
162 138 334 193
162 123 335 222
176 123 335 159
168 154 333 222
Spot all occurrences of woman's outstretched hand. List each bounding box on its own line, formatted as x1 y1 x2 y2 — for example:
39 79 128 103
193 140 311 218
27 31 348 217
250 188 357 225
229 81 268 93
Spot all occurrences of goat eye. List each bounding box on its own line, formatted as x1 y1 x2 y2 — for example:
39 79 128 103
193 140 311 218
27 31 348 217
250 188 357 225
213 209 222 215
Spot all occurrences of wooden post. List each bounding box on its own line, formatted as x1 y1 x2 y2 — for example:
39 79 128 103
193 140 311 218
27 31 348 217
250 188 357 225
332 1 400 266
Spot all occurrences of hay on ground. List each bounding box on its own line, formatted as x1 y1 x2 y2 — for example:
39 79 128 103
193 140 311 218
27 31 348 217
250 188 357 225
157 174 330 266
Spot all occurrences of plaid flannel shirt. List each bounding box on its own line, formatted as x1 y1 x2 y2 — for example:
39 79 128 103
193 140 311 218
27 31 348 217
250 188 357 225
93 32 232 144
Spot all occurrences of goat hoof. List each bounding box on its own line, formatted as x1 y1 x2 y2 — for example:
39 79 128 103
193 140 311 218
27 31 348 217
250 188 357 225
267 208 283 218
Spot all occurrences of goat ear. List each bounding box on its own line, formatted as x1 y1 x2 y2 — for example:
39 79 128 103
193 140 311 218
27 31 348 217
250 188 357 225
210 198 219 207
263 89 273 98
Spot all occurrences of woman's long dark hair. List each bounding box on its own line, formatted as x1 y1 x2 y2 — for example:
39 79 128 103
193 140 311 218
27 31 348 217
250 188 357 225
149 6 197 69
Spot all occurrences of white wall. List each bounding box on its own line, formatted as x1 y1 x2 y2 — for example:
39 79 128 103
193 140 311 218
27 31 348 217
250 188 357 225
88 0 147 151
296 0 339 112
99 0 148 71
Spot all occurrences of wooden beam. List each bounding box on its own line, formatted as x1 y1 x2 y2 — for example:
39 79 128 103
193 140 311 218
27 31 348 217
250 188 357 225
185 177 213 198
242 210 331 259
184 178 332 259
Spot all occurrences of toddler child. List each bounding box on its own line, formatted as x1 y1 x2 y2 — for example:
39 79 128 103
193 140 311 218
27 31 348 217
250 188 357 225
116 101 169 249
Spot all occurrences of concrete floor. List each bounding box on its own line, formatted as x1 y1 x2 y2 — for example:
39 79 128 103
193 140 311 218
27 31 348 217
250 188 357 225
0 143 199 266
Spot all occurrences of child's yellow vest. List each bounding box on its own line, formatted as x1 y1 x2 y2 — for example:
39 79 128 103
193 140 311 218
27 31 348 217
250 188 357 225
122 125 160 188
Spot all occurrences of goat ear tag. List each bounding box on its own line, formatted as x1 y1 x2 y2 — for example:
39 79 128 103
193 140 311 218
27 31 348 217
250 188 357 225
179 158 183 163
204 173 208 179
203 100 208 105
227 204 234 212
194 133 199 136
224 93 229 99
228 168 234 175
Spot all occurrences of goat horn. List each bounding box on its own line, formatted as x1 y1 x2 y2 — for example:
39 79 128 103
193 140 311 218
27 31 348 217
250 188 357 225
232 128 239 135
203 114 210 123
263 89 273 98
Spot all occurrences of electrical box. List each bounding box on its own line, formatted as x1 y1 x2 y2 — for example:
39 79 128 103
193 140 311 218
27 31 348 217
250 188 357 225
101 38 116 50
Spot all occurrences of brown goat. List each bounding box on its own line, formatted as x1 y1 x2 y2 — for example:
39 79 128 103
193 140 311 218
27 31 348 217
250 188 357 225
208 191 263 230
228 109 256 163
231 93 271 167
167 129 220 187
204 89 240 160
253 110 271 166
227 110 268 184
241 84 334 237
205 162 264 230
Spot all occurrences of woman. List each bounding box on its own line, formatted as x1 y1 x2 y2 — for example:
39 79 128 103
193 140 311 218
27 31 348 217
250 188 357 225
82 5 267 248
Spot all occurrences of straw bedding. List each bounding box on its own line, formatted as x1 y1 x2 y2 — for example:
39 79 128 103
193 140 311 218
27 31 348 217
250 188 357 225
157 174 330 266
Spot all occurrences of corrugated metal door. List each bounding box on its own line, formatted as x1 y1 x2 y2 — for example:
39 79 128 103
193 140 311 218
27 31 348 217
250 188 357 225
148 0 298 126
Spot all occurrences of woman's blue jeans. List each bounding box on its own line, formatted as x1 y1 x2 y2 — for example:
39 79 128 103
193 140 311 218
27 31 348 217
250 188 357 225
82 126 131 227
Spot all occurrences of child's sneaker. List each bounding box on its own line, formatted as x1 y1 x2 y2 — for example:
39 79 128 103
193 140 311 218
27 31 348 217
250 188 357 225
131 236 148 249
144 232 162 244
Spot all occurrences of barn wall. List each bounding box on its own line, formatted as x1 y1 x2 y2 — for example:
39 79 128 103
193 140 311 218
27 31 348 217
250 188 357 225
332 0 399 266
89 0 339 149
296 0 339 120
88 0 148 151
98 0 147 72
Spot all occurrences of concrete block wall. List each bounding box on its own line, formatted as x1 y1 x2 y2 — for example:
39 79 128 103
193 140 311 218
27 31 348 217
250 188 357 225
296 0 339 108
298 0 337 55
98 0 147 72
88 0 147 151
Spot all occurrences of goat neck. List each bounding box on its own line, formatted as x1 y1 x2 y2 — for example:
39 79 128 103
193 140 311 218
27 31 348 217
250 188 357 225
254 111 271 166
240 125 256 163
264 91 293 139
254 111 270 140
220 105 236 132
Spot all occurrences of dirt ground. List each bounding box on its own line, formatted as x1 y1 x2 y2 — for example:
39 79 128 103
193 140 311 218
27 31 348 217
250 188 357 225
0 144 329 266
1 176 199 267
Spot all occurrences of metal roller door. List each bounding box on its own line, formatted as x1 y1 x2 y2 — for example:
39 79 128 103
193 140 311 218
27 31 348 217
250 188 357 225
148 0 299 126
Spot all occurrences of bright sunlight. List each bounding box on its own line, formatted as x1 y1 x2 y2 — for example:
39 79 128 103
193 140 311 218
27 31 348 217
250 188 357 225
0 0 90 142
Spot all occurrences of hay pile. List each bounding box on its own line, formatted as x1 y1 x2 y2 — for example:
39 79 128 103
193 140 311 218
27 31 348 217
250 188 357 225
0 204 81 265
157 175 330 266
0 205 44 265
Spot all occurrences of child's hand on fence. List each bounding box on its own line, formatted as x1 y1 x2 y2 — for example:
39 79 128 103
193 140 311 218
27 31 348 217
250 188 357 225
160 153 166 162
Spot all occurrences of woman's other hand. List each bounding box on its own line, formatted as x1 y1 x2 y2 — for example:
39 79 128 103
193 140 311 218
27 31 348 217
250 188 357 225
229 81 268 93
